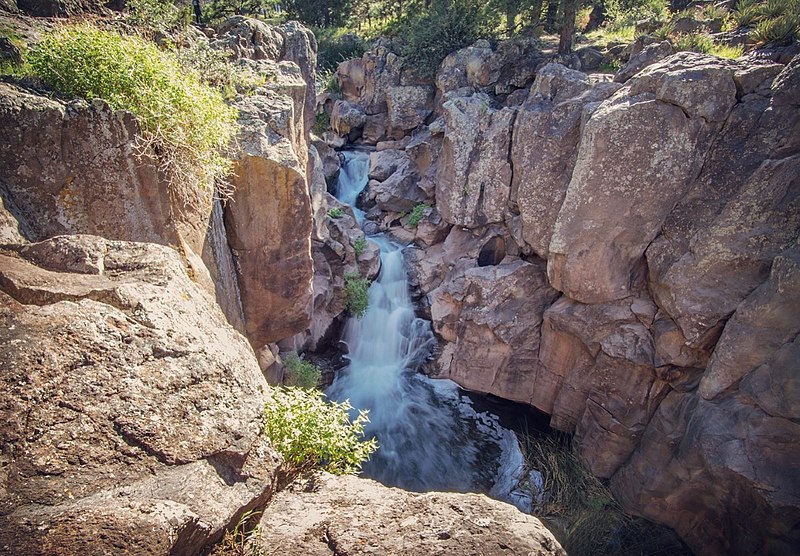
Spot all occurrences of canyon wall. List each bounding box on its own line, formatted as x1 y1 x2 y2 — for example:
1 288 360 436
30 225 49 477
329 41 800 555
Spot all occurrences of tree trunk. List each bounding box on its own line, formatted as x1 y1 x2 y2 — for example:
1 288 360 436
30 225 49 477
585 3 606 32
558 0 578 54
544 0 559 32
506 5 518 36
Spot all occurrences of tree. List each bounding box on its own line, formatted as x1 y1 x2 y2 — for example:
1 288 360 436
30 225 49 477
558 0 578 54
283 0 352 27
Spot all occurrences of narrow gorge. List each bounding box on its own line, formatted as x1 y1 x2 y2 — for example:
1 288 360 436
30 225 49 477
0 2 798 556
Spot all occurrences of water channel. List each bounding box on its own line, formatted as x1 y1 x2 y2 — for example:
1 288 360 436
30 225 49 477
325 151 534 510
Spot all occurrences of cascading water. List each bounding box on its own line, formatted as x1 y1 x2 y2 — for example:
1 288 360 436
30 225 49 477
327 151 532 507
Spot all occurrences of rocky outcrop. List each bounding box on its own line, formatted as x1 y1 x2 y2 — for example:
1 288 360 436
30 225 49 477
435 93 515 228
253 473 565 555
225 64 314 350
397 51 800 555
429 259 560 405
0 235 278 554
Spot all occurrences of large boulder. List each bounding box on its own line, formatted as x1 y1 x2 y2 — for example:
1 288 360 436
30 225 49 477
647 58 799 348
386 85 434 133
337 45 402 115
435 93 515 228
0 235 277 555
429 259 560 405
225 79 314 350
548 53 739 303
510 64 619 257
254 473 565 555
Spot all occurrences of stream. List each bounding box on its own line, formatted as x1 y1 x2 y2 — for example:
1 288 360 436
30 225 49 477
325 151 533 510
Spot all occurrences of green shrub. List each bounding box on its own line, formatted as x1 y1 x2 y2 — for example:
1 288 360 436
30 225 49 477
283 355 322 389
344 272 369 318
26 24 237 197
262 387 377 475
316 66 341 94
673 32 715 53
406 203 429 228
127 0 188 32
353 236 367 256
314 111 331 135
752 11 800 43
314 27 367 72
176 41 267 98
328 206 344 218
399 0 498 73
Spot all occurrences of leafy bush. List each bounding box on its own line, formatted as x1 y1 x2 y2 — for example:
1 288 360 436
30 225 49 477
353 236 367 256
406 203 429 228
127 0 188 32
26 24 237 197
176 41 267 98
262 387 377 475
314 26 367 72
399 0 497 73
344 272 369 318
314 111 331 135
283 355 322 389
328 206 344 218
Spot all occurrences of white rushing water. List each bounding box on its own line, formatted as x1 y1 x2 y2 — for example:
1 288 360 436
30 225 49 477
326 152 532 508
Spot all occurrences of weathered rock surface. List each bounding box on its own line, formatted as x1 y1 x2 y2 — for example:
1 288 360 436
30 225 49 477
436 93 515 228
548 53 738 303
253 473 565 556
510 65 619 257
429 259 560 405
0 235 278 555
225 82 314 349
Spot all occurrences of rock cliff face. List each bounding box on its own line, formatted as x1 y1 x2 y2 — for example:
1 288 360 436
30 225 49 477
334 40 800 555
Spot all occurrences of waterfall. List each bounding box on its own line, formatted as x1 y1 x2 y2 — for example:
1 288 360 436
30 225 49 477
327 151 532 507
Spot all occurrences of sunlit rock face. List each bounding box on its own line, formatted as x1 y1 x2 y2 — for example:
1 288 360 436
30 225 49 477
394 51 800 555
0 235 278 554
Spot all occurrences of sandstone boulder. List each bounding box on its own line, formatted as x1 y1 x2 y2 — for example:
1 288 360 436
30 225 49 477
548 53 738 303
435 93 515 228
253 473 565 555
429 259 560 406
225 84 313 349
0 235 277 555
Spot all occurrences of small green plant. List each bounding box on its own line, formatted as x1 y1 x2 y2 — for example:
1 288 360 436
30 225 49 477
328 206 344 218
406 203 429 228
283 355 322 389
344 272 369 318
752 11 800 43
314 111 331 135
353 236 367 257
127 0 188 32
262 387 377 475
316 66 341 94
210 509 263 556
673 32 715 53
176 42 266 98
25 24 237 198
707 43 745 58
